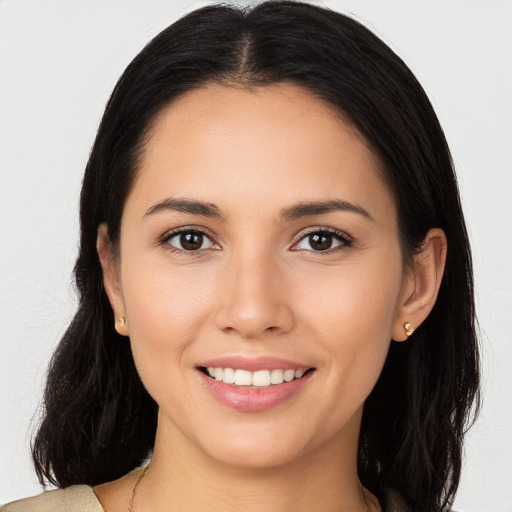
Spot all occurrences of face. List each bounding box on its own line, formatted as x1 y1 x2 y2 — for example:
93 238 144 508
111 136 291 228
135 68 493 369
102 83 412 469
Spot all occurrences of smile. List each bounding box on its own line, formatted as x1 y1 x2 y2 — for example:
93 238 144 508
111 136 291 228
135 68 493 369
204 367 310 387
198 363 316 412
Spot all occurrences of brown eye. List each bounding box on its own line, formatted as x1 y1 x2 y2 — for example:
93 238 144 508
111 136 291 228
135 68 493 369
181 232 203 250
166 230 215 251
308 233 333 251
294 230 351 252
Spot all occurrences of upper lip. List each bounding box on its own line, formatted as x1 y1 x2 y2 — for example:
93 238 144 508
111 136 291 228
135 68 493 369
197 355 314 372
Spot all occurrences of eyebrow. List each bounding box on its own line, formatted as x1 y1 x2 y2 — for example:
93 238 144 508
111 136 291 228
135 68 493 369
143 197 373 222
144 198 226 221
280 200 374 222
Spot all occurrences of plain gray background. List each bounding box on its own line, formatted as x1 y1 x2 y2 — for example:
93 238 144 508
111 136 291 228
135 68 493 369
1 1 511 509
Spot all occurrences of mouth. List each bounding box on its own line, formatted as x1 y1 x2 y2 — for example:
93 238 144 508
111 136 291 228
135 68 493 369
199 366 315 388
196 356 316 411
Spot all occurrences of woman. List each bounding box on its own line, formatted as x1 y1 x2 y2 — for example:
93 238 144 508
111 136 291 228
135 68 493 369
2 1 479 511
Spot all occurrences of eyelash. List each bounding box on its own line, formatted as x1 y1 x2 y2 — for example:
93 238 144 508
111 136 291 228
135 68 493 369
159 226 353 256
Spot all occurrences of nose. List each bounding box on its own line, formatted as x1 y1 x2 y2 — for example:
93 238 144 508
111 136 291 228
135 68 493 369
214 251 294 340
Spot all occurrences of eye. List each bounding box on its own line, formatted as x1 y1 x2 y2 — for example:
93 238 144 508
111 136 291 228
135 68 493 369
293 229 352 252
164 229 217 252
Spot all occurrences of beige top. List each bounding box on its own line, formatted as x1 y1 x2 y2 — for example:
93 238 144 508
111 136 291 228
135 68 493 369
1 485 411 512
1 486 104 512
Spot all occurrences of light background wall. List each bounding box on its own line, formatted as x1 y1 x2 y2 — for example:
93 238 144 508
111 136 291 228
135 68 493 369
1 1 511 509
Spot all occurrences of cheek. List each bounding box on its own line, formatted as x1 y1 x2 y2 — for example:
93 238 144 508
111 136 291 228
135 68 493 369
119 262 215 388
302 255 402 336
301 257 403 386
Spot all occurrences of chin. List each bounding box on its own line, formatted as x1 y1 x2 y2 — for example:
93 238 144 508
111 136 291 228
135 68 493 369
190 415 351 471
204 437 308 470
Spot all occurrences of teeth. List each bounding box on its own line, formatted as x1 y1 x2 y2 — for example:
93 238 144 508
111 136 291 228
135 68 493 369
205 367 309 387
252 370 271 387
270 369 284 384
222 367 235 384
283 369 295 382
234 369 252 386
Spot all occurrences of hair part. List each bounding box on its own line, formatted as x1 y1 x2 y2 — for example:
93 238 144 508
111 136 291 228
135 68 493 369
32 3 479 511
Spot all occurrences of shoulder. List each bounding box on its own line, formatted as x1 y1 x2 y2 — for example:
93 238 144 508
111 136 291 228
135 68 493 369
1 485 105 512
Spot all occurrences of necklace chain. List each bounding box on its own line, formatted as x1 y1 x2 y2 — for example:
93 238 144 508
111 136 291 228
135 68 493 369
127 464 150 512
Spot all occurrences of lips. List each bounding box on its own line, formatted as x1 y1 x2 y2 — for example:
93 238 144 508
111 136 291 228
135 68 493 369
196 356 315 412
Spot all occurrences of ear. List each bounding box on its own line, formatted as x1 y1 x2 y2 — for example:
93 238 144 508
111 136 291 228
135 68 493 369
97 223 129 336
392 228 447 341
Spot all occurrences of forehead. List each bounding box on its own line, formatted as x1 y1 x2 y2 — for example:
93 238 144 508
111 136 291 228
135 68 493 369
128 83 396 223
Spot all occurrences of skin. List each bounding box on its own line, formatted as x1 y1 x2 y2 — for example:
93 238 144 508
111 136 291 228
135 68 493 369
96 83 447 512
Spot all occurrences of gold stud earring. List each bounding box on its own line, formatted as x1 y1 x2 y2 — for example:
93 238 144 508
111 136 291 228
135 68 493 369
404 322 415 337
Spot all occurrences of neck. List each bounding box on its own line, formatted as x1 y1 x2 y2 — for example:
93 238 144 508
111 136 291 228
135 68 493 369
136 410 373 512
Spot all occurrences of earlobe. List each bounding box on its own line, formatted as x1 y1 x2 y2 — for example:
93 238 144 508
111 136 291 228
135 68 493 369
97 224 129 336
392 228 447 341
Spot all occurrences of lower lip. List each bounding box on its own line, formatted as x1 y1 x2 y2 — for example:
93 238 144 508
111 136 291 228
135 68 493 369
197 370 314 412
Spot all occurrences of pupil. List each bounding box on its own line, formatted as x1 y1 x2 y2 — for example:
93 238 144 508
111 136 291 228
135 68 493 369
181 232 202 250
310 233 332 251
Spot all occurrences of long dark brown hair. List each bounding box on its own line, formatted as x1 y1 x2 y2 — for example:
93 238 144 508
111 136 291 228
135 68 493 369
32 3 480 511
